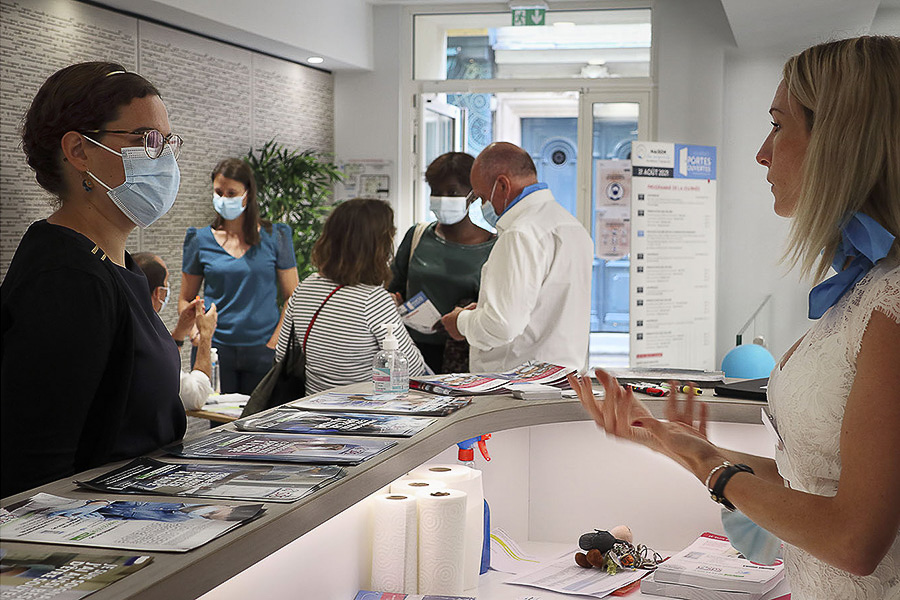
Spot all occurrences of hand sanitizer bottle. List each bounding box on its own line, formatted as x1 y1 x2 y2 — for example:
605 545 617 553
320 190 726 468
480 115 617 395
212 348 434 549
210 347 221 394
372 323 409 393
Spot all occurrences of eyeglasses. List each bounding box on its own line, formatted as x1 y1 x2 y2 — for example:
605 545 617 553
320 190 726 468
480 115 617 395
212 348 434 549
464 189 481 204
79 129 184 160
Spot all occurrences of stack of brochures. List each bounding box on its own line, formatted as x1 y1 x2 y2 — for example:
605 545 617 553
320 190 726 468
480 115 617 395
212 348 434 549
78 457 345 503
410 361 575 396
236 409 435 437
606 367 725 388
289 391 471 416
641 533 785 600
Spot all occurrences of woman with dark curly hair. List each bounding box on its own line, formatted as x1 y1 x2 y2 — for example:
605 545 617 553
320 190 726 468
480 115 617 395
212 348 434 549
1 62 186 498
275 198 426 394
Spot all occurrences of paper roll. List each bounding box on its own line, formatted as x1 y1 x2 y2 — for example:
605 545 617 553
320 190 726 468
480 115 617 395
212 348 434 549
418 489 467 595
390 478 448 498
408 463 472 484
408 464 484 589
370 494 418 594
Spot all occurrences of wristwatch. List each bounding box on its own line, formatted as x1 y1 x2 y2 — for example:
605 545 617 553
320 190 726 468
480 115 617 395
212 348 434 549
708 462 754 511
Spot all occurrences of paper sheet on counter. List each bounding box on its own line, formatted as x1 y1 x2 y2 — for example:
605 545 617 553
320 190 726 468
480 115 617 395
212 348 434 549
506 554 648 598
490 528 564 575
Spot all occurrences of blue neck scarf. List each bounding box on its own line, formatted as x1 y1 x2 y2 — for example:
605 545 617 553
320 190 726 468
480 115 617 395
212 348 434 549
808 212 895 319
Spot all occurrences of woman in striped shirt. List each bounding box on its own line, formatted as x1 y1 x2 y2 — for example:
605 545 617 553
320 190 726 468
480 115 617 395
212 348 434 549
275 198 427 394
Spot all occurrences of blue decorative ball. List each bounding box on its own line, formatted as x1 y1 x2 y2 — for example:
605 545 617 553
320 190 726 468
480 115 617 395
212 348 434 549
721 344 776 379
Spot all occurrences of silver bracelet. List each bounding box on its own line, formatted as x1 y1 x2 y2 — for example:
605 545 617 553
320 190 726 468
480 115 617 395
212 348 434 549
704 461 732 491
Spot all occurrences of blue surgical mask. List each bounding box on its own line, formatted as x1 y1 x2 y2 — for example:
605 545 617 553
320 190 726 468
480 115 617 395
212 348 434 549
721 508 782 565
158 286 170 313
85 138 180 228
430 195 469 225
480 179 502 227
213 193 247 220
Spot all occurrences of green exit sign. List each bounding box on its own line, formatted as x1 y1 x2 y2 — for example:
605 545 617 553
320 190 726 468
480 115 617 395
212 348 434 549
512 8 546 26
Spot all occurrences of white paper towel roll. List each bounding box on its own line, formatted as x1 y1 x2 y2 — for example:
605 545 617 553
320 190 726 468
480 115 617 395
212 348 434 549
418 489 467 595
370 494 418 594
408 464 484 589
390 478 447 498
408 463 472 484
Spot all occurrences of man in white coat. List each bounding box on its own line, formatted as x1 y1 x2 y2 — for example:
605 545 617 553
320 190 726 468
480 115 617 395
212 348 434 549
441 142 592 372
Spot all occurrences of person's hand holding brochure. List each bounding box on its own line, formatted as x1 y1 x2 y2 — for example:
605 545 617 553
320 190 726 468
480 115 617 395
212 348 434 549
397 291 442 334
0 493 264 553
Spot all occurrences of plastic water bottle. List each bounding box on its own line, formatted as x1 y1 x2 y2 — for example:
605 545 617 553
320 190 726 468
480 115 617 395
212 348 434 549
372 324 408 393
210 347 221 394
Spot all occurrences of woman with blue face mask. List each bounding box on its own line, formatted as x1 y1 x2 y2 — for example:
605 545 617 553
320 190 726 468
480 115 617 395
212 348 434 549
388 152 496 373
179 158 299 395
1 62 187 498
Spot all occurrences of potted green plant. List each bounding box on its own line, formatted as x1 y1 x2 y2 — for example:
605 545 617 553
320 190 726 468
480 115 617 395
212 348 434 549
245 140 344 279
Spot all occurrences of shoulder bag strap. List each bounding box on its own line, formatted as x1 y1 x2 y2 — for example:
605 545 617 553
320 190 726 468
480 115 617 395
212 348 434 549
406 222 430 298
302 285 344 351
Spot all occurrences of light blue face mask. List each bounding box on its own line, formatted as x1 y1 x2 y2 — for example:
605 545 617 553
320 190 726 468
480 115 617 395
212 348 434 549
158 286 170 313
480 179 502 227
213 193 247 220
85 138 180 228
721 508 782 565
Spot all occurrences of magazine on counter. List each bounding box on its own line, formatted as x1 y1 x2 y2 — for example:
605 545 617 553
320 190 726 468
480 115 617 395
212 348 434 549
650 532 784 594
236 409 436 437
167 430 396 465
410 361 576 396
76 457 345 503
289 391 471 416
0 493 264 553
605 367 725 388
0 549 152 600
354 592 475 600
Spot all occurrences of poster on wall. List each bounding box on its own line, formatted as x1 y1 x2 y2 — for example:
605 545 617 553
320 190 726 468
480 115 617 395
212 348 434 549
594 159 632 261
335 160 393 202
629 142 717 369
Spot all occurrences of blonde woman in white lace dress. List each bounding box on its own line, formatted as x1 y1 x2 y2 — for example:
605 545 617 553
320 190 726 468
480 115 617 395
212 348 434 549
569 36 900 600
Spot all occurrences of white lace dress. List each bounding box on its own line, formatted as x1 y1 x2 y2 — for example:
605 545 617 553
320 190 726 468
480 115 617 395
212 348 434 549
767 259 900 600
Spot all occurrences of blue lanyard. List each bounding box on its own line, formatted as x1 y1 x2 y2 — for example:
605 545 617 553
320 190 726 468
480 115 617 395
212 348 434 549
502 182 548 216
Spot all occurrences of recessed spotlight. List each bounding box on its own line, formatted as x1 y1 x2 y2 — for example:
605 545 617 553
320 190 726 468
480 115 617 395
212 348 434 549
307 56 324 64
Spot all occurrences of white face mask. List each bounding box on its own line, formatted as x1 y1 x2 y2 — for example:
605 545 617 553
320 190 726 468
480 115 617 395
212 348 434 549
430 195 469 225
157 286 170 313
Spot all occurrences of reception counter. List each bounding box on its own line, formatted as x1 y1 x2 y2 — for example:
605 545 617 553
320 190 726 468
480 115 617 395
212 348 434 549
0 386 770 600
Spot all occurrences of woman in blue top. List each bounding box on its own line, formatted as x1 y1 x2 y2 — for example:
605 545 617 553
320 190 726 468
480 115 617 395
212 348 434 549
180 158 299 394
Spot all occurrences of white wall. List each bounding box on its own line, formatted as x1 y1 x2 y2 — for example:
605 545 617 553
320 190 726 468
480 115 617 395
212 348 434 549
333 5 415 228
94 0 374 70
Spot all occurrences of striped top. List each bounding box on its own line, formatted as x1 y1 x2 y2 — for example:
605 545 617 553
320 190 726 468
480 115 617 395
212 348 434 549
275 273 427 394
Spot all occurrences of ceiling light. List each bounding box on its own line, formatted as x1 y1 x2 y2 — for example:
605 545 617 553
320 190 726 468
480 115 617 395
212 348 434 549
307 56 324 64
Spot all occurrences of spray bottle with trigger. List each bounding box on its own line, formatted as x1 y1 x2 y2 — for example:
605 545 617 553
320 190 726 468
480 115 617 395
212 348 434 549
458 434 492 574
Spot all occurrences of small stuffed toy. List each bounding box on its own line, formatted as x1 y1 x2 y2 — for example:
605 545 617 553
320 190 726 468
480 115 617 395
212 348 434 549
574 525 653 574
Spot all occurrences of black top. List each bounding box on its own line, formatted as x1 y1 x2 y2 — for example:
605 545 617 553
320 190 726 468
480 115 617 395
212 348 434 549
1 220 185 498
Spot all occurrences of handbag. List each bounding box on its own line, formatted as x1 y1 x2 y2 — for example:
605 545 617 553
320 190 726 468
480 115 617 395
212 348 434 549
240 285 344 417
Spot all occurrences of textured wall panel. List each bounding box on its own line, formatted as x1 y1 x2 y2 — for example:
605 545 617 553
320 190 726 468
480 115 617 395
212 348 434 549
0 0 137 276
0 0 335 347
